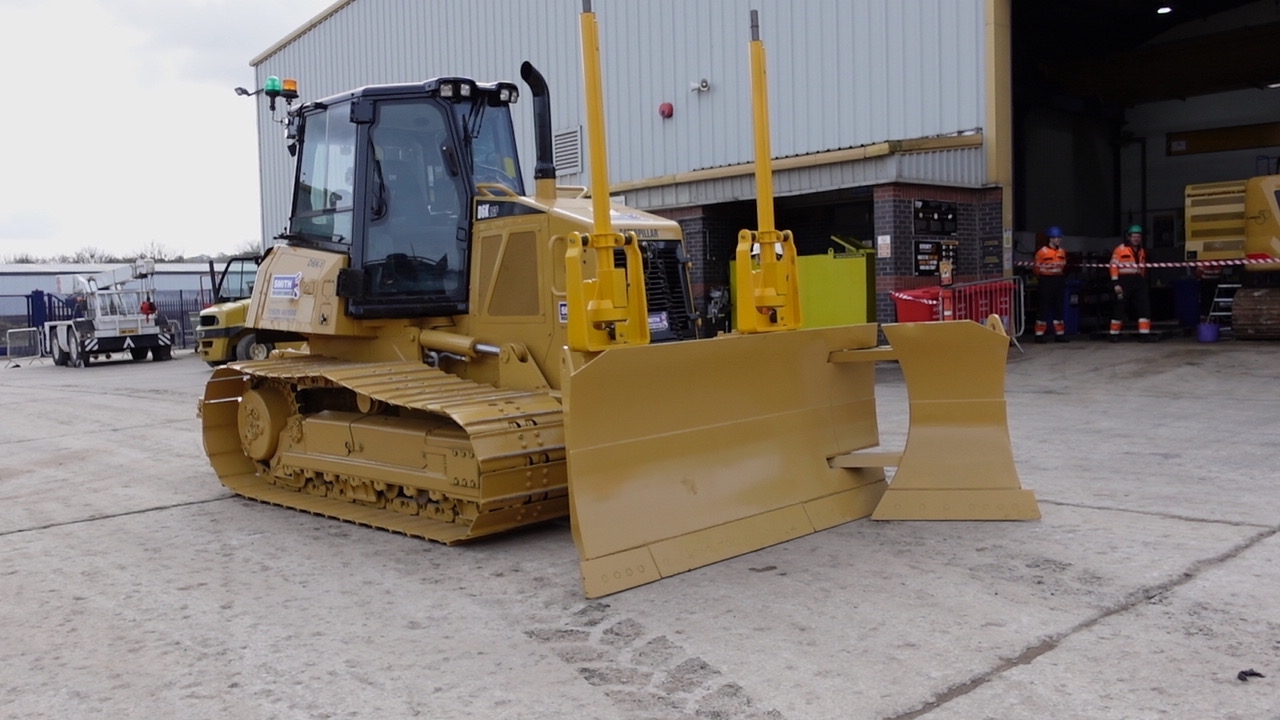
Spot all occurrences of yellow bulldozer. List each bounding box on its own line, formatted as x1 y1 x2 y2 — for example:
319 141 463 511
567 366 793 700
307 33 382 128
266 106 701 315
201 3 1037 598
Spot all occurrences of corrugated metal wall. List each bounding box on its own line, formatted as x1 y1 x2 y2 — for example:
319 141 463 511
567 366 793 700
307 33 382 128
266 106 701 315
253 0 987 242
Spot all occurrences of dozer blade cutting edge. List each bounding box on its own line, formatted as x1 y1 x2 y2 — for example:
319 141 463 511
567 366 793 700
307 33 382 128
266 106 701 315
564 319 1037 598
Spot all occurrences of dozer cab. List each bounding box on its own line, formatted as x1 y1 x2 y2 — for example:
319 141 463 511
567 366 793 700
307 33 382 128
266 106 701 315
201 3 1037 598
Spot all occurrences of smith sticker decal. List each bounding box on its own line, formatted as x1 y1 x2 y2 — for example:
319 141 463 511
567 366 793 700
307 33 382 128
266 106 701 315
271 272 303 300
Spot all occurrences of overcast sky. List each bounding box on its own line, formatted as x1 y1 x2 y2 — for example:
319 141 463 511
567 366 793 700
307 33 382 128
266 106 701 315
0 0 335 261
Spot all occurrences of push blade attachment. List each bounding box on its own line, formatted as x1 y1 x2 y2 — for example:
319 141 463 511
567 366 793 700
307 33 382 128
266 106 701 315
563 325 887 598
871 321 1040 521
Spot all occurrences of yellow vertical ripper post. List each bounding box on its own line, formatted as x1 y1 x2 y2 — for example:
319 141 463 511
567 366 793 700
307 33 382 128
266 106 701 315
733 10 801 333
564 0 649 352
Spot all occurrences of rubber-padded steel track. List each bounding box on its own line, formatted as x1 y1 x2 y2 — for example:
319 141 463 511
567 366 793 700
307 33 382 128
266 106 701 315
201 355 567 543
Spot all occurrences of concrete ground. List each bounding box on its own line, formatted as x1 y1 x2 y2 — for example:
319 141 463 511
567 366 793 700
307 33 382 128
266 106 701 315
1 335 1277 720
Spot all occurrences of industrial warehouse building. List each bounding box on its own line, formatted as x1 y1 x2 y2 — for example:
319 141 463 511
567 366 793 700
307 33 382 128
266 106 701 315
247 0 1280 326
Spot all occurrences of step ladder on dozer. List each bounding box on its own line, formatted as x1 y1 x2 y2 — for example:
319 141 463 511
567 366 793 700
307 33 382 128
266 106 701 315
1207 282 1241 333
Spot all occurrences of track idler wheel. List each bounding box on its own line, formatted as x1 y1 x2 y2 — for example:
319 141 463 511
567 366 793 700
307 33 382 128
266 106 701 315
237 385 293 461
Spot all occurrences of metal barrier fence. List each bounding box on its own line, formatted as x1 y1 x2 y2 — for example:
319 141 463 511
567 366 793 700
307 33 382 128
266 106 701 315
4 327 42 367
154 291 206 348
890 276 1025 352
947 276 1025 337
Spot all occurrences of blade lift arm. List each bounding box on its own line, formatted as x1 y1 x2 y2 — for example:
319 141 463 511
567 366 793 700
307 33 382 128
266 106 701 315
733 10 801 334
564 1 650 352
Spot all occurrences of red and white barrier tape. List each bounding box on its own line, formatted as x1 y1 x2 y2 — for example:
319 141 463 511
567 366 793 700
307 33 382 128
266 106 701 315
1016 257 1279 270
890 291 939 305
892 256 1279 305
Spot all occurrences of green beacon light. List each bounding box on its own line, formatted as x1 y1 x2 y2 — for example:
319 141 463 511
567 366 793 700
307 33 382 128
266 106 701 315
264 75 283 110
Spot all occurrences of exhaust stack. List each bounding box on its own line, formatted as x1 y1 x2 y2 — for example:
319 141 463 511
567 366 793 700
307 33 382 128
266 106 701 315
519 61 557 200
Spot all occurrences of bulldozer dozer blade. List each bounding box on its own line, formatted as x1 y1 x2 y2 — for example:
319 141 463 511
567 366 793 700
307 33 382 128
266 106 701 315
869 321 1039 521
563 324 888 598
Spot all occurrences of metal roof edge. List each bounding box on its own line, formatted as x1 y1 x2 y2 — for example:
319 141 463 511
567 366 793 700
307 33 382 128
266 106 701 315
0 263 212 275
609 132 985 195
250 0 356 68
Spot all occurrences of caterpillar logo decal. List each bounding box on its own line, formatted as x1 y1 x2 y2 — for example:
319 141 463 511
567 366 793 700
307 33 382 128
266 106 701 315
474 201 545 220
621 227 661 239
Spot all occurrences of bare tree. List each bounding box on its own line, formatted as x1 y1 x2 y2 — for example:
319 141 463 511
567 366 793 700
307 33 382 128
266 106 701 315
214 239 267 261
234 239 265 256
1 252 41 263
69 246 114 263
133 240 181 262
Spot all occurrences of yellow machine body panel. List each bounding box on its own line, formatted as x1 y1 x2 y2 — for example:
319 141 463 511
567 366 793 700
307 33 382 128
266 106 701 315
1185 175 1280 269
1242 175 1280 269
1184 175 1280 338
196 298 250 364
1185 179 1249 262
247 245 368 339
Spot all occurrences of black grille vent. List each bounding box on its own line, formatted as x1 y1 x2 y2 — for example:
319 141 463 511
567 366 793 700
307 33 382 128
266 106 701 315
614 241 697 342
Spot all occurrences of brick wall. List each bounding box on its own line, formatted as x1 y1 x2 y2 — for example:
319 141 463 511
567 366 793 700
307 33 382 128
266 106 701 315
873 183 1004 322
651 183 1005 326
654 207 745 317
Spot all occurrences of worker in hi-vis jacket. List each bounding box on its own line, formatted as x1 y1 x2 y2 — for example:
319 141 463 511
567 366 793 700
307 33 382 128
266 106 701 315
1033 226 1068 343
1109 224 1154 342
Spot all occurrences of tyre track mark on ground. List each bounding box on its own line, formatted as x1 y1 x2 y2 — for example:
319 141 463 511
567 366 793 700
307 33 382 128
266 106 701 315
524 601 784 719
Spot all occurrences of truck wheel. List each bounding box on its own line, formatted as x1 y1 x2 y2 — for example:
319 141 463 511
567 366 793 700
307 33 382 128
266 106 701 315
69 332 85 367
131 348 149 361
236 334 273 361
152 345 173 361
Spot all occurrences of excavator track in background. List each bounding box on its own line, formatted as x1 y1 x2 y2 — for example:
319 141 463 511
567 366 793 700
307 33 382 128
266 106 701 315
200 355 568 543
1231 287 1280 339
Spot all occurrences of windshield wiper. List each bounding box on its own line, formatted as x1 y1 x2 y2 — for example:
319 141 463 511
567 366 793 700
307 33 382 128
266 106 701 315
370 134 388 220
278 230 345 245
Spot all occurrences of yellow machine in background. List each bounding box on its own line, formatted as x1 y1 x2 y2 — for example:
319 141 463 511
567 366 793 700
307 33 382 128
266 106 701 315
201 3 1036 599
1184 175 1280 338
733 238 874 328
196 253 306 365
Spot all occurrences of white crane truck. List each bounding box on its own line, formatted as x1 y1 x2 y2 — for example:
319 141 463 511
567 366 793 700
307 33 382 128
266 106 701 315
45 259 174 366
